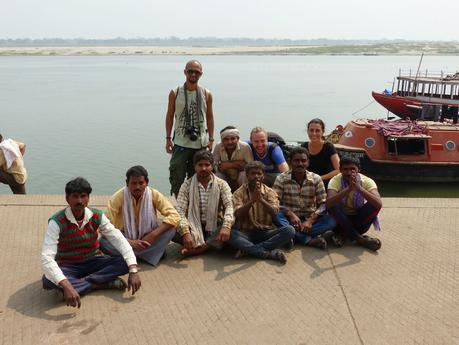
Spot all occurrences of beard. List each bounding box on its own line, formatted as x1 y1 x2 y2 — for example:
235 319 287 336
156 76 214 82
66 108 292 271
198 171 211 179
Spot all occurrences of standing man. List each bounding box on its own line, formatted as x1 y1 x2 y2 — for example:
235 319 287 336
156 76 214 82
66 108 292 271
41 177 141 308
228 161 295 264
0 134 27 194
326 156 382 251
175 150 234 256
273 147 336 250
213 125 253 192
102 166 180 266
165 60 215 197
249 127 289 187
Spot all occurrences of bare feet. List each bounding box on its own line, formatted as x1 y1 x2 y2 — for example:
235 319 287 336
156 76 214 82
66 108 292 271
180 245 209 257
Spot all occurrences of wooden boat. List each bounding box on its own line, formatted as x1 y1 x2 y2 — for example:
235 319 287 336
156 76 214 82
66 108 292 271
332 118 459 182
372 70 459 120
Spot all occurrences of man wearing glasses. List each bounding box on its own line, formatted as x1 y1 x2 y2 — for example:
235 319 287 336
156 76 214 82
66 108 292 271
165 60 215 197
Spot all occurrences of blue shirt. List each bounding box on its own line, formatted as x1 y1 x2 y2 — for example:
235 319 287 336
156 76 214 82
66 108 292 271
249 142 286 173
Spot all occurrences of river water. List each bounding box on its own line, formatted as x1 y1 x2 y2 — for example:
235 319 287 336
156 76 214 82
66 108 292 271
1 55 458 196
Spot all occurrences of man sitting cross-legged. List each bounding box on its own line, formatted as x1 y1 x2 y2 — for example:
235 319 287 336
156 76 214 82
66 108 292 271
273 147 336 250
41 177 141 308
228 161 295 264
101 165 180 266
326 156 382 251
175 150 234 256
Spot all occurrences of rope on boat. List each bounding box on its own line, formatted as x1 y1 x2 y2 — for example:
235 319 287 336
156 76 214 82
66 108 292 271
351 100 375 117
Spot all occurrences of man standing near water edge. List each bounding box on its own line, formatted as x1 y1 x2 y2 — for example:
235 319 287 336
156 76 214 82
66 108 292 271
165 60 215 197
0 133 27 194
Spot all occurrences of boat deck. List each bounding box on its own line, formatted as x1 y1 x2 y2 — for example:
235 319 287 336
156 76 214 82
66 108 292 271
0 195 458 345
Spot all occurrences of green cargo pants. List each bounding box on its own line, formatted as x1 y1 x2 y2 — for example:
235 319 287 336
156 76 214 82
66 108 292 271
169 145 202 197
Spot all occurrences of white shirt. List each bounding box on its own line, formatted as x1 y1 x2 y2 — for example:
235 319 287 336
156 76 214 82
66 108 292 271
41 207 137 285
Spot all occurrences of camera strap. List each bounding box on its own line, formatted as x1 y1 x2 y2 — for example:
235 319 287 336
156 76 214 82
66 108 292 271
183 83 201 133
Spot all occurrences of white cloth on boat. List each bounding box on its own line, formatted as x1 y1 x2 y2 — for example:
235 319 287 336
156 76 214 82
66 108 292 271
122 187 158 240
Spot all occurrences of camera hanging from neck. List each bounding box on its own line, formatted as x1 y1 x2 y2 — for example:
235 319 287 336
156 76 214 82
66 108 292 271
183 83 201 135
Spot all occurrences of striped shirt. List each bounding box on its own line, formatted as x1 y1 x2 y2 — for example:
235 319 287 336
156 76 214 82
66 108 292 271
272 170 326 219
199 181 212 223
233 183 279 231
176 175 234 236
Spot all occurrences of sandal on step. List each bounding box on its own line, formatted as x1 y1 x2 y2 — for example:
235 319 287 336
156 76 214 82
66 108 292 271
106 277 127 290
308 236 327 250
331 233 344 248
359 235 381 251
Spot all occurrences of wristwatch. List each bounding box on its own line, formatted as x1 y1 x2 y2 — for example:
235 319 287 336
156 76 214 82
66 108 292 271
129 266 139 274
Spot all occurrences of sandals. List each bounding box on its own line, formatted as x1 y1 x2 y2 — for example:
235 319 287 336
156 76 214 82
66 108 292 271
322 230 344 248
358 235 382 251
308 236 327 250
266 249 287 264
106 277 127 290
331 233 344 248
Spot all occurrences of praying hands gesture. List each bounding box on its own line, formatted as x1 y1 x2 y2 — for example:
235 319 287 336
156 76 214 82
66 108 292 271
250 181 263 203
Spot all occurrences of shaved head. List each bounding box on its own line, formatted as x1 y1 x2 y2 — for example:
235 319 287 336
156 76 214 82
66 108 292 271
185 60 202 71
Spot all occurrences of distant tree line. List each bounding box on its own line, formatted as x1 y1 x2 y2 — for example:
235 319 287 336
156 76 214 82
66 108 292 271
0 37 416 47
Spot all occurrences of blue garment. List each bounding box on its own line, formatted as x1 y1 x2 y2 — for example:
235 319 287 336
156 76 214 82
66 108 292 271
42 255 129 295
228 225 295 258
328 203 380 240
249 141 286 173
275 211 336 245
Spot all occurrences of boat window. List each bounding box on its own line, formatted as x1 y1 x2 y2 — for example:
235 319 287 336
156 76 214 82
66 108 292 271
387 138 426 155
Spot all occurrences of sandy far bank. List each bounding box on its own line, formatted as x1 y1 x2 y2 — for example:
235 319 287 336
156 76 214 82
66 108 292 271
0 45 314 56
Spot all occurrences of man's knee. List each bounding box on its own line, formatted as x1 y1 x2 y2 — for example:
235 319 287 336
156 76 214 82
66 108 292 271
279 224 295 239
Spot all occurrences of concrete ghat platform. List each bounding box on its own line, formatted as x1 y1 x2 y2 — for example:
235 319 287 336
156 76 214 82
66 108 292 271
0 195 457 345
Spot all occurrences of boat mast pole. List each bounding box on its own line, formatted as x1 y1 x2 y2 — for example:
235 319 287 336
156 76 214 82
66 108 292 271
415 53 424 79
413 53 424 95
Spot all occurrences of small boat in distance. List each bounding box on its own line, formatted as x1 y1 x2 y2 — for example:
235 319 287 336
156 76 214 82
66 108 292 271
372 69 459 121
332 118 459 182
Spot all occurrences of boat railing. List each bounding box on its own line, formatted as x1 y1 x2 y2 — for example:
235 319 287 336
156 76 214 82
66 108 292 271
395 69 459 99
398 69 458 80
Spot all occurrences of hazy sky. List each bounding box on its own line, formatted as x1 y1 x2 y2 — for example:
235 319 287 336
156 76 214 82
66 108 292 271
2 0 458 41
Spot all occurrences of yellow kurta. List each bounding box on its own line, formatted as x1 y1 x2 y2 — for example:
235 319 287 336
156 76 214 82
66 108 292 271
106 187 180 231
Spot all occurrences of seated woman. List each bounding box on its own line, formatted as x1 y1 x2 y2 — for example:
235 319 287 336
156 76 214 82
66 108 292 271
301 118 340 188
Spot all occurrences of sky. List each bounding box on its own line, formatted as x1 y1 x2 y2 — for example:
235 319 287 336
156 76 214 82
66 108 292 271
2 0 458 41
